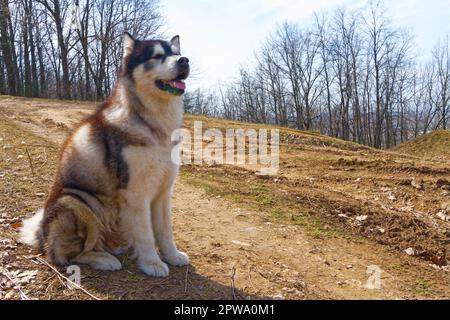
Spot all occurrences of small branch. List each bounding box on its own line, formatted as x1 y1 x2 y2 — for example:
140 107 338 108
35 257 101 300
184 264 189 293
25 147 35 175
38 147 48 170
230 265 237 300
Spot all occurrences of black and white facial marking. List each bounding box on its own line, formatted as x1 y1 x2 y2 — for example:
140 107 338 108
121 33 190 95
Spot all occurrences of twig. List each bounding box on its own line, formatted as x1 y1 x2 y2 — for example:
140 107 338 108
37 147 48 169
25 147 35 175
184 265 189 293
28 144 57 149
35 257 101 300
187 277 206 299
1 268 30 300
230 265 237 300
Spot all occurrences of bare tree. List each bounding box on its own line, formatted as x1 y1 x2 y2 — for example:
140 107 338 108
0 0 19 95
427 37 450 130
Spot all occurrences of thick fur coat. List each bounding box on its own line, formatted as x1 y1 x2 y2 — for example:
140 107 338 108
20 34 190 277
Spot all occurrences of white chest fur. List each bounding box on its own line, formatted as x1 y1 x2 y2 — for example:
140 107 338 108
122 142 178 199
108 86 184 202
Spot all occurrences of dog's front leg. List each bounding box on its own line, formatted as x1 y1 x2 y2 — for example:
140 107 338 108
152 188 189 266
121 195 169 277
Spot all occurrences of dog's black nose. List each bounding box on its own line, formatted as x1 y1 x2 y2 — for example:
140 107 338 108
178 57 189 65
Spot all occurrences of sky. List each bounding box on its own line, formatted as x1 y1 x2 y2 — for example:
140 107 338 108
161 0 450 91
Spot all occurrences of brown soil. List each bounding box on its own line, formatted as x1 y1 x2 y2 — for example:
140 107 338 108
0 96 449 300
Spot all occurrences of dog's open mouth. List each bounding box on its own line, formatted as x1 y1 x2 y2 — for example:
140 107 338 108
155 79 186 96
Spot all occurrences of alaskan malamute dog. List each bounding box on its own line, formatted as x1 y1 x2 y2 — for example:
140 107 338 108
20 33 190 277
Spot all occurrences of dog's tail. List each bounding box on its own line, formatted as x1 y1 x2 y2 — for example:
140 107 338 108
19 208 44 248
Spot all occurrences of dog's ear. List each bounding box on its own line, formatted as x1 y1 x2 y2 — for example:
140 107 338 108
170 35 180 55
123 32 135 58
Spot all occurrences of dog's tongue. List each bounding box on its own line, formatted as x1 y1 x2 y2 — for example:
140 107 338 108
170 80 186 90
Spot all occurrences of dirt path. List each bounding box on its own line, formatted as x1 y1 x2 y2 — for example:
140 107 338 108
0 97 448 299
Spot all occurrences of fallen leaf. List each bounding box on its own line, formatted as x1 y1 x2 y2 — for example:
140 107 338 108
11 222 23 229
8 269 38 284
436 210 450 222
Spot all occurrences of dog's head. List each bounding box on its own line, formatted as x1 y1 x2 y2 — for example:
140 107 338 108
121 33 190 99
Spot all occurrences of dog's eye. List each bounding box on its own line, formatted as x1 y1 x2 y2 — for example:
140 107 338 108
152 54 163 60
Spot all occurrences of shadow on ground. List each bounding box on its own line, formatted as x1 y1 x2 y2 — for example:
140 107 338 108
76 258 268 300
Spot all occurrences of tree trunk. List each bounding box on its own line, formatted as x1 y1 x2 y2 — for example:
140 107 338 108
0 0 19 95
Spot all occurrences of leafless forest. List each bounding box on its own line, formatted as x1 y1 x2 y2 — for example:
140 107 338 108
0 0 164 100
0 0 449 148
185 4 450 149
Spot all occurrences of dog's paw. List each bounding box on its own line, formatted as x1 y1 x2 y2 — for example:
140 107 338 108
93 255 122 271
163 250 189 266
138 258 169 277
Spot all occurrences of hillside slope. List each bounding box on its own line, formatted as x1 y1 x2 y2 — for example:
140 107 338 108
0 96 449 300
392 130 450 162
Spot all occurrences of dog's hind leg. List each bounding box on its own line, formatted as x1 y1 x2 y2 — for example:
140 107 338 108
45 195 122 271
73 251 122 271
44 195 111 268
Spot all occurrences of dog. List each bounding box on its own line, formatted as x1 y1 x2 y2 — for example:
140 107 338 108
19 33 190 277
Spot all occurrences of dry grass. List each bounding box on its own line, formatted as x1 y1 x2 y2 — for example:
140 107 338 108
1 96 449 300
392 130 450 162
0 115 99 299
